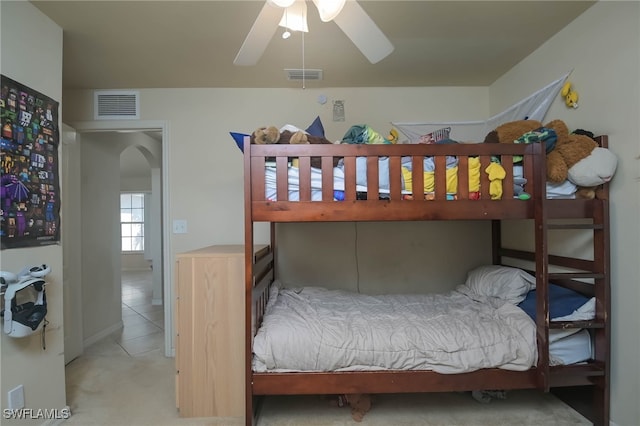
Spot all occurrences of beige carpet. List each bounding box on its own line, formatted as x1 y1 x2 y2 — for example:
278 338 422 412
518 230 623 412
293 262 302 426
64 352 590 426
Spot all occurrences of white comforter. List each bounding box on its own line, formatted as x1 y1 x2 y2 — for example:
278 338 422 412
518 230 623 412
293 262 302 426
252 283 537 374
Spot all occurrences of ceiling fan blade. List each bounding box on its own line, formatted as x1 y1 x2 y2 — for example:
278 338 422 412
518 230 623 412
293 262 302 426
332 0 394 64
234 2 283 66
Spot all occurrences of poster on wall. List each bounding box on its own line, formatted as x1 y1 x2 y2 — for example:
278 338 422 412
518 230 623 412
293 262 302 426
1 75 60 249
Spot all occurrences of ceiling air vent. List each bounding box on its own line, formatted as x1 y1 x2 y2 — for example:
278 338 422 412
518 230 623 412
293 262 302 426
285 69 323 81
94 90 140 120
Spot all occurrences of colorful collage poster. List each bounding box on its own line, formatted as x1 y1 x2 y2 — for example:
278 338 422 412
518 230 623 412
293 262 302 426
1 75 60 249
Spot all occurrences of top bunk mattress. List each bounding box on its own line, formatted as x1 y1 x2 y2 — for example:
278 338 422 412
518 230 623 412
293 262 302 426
264 160 578 202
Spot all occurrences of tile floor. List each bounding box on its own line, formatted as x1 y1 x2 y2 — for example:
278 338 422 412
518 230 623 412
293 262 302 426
65 269 592 425
83 268 164 357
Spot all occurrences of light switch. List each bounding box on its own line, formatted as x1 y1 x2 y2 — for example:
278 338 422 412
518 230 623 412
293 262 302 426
173 219 188 234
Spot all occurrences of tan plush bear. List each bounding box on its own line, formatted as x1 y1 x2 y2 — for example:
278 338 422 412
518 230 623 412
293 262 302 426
543 119 596 183
484 119 616 199
544 119 617 199
484 119 543 144
250 126 340 167
344 393 372 422
250 126 308 145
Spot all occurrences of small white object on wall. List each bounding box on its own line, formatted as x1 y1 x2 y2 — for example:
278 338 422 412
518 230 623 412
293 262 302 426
333 100 345 122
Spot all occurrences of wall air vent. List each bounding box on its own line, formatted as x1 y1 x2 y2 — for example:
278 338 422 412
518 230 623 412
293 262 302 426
94 90 140 120
285 69 323 81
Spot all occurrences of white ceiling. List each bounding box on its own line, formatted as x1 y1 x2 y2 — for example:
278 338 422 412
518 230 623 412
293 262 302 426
31 1 596 90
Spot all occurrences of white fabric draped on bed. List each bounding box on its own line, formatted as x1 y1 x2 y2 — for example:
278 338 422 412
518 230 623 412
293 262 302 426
252 282 537 374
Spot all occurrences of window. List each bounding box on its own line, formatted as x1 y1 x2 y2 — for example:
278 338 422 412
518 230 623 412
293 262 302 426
120 193 145 252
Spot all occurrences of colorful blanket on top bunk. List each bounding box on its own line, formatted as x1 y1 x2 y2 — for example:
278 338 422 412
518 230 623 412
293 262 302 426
264 156 578 202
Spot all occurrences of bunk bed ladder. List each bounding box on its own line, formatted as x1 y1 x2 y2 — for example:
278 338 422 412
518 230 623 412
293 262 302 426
546 200 610 425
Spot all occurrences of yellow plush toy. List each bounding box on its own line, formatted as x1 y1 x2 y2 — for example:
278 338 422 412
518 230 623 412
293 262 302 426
485 162 506 200
561 82 579 109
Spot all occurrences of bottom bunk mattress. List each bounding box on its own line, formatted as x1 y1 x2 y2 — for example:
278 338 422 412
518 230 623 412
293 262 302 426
253 268 594 374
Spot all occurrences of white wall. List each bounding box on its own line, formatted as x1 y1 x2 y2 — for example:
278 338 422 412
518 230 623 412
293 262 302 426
490 2 640 425
0 1 67 423
79 133 123 345
63 86 491 270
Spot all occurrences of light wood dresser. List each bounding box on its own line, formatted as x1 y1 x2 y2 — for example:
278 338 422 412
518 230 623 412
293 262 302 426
175 244 260 418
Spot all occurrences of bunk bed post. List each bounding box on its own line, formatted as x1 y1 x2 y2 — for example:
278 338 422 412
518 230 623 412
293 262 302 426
531 142 550 392
243 137 255 425
591 195 611 425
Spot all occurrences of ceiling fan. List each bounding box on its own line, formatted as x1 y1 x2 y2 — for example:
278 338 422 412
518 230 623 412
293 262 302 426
233 0 394 66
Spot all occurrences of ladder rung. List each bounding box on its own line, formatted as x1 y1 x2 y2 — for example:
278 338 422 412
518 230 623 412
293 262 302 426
550 320 605 329
547 224 603 230
548 272 604 280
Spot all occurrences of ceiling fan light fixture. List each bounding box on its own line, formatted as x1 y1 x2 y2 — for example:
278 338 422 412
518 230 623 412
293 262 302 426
267 0 296 8
314 0 346 22
278 1 308 33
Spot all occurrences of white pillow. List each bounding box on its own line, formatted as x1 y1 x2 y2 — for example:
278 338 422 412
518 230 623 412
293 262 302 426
464 265 536 304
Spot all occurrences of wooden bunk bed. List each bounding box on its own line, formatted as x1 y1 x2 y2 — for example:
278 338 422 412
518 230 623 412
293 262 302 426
243 138 610 425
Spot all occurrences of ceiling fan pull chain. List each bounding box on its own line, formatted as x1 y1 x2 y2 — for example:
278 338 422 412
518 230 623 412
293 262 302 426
302 31 305 89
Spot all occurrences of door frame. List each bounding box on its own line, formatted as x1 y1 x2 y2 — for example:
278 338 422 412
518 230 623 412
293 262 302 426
67 119 174 357
61 123 83 364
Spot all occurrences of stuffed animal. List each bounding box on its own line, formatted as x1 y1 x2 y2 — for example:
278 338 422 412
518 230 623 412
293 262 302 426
483 119 542 144
484 119 617 199
250 125 340 167
544 119 617 199
344 393 372 422
250 126 307 145
561 82 579 109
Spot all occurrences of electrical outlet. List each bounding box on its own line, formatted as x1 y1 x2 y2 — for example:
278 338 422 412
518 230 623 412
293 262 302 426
8 384 24 410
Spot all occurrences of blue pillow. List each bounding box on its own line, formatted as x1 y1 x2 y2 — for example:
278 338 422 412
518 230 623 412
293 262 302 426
517 284 590 321
230 132 249 153
305 116 325 137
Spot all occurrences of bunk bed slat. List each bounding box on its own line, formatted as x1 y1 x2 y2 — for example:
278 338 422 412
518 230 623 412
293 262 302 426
411 155 425 200
298 157 311 202
434 155 446 200
344 156 356 201
457 156 469 199
389 156 402 200
501 155 514 199
321 157 334 201
366 156 379 200
276 157 288 201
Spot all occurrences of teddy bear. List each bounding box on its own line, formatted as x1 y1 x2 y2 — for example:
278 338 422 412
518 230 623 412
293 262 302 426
344 393 372 422
250 125 340 167
484 119 617 199
483 119 543 145
544 119 617 199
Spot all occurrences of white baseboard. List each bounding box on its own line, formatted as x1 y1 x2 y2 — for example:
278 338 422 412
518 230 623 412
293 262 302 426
82 321 123 348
